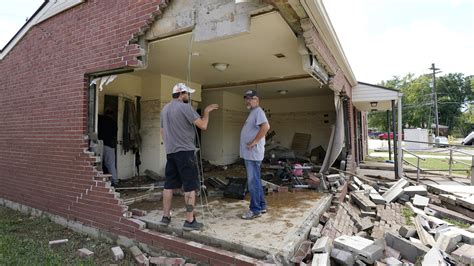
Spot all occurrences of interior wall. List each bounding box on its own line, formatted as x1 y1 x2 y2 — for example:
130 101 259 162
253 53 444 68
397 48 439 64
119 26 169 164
261 94 335 153
201 90 225 164
101 74 142 180
201 90 335 165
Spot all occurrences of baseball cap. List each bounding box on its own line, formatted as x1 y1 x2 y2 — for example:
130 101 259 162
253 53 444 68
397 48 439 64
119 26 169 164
172 83 195 94
243 89 257 98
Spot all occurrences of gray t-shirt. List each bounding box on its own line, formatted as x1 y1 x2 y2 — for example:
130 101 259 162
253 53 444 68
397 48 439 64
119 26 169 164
160 100 200 154
240 107 268 161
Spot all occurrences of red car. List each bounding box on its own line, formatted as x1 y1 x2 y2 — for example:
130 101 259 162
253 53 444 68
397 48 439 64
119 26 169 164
378 132 404 140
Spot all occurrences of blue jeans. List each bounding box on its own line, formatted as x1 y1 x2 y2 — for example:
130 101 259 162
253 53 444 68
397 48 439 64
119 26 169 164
244 160 266 214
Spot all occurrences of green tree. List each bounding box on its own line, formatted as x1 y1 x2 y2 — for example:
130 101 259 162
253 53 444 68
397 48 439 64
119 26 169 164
367 73 473 136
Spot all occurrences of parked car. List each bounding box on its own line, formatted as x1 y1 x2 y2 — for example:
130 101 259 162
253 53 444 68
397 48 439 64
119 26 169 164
435 136 449 147
462 131 474 145
378 132 404 140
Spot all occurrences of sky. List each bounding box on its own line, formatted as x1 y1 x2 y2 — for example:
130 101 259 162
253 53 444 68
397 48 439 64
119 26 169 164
1 1 473 84
323 0 474 84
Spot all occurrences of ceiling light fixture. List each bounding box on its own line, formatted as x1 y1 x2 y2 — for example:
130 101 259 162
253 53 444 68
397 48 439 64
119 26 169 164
370 101 378 107
278 90 288 95
212 63 229 71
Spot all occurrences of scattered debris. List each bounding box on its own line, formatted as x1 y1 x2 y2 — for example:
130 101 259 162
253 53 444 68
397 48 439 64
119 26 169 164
304 168 473 266
77 248 94 258
48 239 68 248
144 169 164 181
111 246 124 261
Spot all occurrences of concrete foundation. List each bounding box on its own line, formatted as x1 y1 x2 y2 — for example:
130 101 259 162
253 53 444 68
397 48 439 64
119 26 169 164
137 192 331 264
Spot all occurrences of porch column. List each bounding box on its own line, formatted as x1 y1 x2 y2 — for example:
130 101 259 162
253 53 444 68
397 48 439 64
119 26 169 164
386 110 392 161
397 94 403 177
392 100 398 178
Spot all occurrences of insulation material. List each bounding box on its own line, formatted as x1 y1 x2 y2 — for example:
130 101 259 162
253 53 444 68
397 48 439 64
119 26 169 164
320 93 344 174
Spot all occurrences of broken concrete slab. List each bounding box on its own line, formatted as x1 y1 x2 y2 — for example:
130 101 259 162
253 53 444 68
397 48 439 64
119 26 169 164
385 232 430 263
311 252 330 266
451 244 474 265
111 246 124 261
450 227 474 245
457 195 474 211
356 217 374 231
312 236 332 253
309 226 322 241
398 225 417 239
382 256 402 266
422 247 447 266
360 210 377 218
403 185 427 197
412 194 429 207
426 203 474 224
48 239 68 248
409 237 423 246
330 248 355 266
333 235 383 264
382 178 409 203
435 229 462 253
351 192 377 212
77 248 94 258
413 215 436 247
384 246 401 260
129 245 143 257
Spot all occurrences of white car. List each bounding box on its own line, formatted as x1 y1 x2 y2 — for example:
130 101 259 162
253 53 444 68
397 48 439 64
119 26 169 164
435 136 449 147
462 131 474 145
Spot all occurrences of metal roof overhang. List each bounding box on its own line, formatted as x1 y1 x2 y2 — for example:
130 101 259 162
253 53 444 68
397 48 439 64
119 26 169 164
352 82 402 111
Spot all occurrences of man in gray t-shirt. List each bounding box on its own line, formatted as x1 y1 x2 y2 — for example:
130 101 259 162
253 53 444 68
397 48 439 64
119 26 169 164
240 89 270 219
159 83 218 231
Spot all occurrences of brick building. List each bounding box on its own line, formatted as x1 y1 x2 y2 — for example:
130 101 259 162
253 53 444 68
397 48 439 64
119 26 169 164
0 0 384 263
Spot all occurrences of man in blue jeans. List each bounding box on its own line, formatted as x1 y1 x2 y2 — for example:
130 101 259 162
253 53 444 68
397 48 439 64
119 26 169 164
240 89 270 219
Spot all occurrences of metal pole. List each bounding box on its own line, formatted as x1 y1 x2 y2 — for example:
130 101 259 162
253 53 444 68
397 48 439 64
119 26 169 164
471 156 474 186
386 110 392 161
416 157 420 182
398 94 403 178
392 100 398 179
429 63 440 137
448 149 453 177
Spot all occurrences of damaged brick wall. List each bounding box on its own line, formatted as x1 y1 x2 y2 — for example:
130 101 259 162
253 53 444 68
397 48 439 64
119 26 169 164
0 0 167 242
300 18 357 171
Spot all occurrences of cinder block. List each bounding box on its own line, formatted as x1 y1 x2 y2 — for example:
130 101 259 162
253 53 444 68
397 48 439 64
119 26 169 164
111 246 124 261
312 236 332 253
311 252 330 266
77 248 94 258
330 248 355 266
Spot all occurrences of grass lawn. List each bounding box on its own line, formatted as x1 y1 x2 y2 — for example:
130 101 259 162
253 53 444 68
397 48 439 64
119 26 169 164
0 205 137 265
367 149 471 174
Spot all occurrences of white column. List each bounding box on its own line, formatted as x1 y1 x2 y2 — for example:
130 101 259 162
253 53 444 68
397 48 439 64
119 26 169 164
397 93 404 177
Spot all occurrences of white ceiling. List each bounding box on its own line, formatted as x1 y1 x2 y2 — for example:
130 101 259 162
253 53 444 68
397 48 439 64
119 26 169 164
135 11 329 99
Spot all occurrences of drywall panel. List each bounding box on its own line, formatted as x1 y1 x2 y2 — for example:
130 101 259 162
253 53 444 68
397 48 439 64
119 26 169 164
99 74 142 114
201 90 225 164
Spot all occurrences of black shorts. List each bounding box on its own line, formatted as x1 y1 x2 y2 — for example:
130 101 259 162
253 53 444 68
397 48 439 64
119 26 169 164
164 150 199 192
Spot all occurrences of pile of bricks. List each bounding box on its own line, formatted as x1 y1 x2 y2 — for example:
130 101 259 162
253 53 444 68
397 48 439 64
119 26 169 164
300 174 474 265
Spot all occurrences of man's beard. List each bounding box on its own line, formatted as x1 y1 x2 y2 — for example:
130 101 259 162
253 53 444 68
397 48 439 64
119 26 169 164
183 99 189 103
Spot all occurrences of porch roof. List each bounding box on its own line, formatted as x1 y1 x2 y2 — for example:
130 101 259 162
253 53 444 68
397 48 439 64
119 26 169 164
352 82 403 111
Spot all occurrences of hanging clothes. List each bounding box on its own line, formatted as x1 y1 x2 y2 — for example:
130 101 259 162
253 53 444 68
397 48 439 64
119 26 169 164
122 100 141 154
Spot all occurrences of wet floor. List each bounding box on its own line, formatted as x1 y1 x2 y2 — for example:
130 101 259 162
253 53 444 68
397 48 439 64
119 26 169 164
134 189 328 261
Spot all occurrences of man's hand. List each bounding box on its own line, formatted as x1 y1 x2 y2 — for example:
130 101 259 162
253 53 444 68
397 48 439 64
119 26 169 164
246 141 256 150
194 104 219 130
204 104 219 114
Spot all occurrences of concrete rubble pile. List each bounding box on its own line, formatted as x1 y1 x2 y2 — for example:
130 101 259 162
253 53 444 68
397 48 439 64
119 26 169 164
298 174 474 265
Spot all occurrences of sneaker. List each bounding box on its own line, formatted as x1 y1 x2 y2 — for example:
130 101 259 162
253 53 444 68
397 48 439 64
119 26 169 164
158 216 171 226
261 209 267 214
241 210 261 220
183 219 204 231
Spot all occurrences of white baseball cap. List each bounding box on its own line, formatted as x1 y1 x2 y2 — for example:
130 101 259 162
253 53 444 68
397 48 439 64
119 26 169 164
172 83 195 94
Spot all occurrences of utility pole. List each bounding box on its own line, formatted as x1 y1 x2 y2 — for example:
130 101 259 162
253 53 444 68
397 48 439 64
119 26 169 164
429 63 441 137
